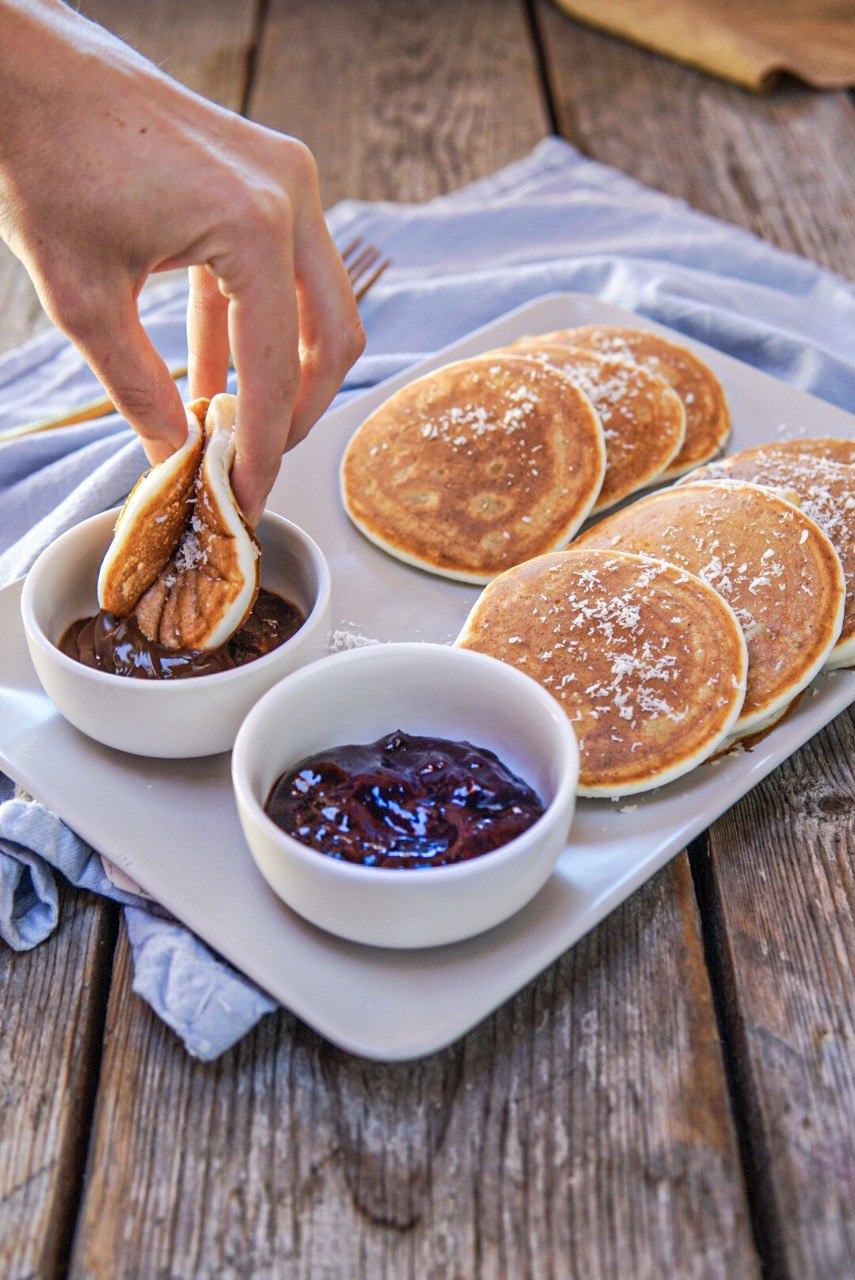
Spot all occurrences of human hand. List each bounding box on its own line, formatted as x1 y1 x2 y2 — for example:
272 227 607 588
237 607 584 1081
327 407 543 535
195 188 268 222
0 1 365 522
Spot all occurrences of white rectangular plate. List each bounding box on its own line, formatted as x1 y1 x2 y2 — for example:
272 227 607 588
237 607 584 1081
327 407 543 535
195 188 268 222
1 294 853 1061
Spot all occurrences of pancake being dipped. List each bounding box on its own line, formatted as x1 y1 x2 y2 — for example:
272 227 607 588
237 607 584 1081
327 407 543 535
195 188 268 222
98 399 206 615
341 355 606 583
516 326 730 479
98 393 260 650
577 480 845 737
677 446 855 669
457 549 747 796
497 342 685 512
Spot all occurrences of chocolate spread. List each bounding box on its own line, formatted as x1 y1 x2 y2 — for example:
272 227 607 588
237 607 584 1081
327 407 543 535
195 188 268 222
59 588 305 680
264 730 545 869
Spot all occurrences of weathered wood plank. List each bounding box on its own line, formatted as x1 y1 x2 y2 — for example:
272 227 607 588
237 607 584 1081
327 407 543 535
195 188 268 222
534 2 855 277
695 707 855 1280
80 0 260 108
534 12 855 1273
70 858 759 1280
247 0 549 204
0 884 117 1280
0 7 258 1277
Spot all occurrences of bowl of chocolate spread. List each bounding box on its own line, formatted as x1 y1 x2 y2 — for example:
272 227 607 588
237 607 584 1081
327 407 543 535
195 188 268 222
232 643 579 948
22 508 331 758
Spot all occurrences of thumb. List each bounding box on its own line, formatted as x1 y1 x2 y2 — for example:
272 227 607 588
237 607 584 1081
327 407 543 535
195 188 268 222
72 296 187 463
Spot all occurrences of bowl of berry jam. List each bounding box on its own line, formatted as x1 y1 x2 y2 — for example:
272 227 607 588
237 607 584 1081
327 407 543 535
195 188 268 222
21 508 331 758
232 643 579 947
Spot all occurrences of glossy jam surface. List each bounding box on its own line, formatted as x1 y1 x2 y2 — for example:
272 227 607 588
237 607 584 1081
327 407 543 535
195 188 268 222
59 588 305 680
264 730 546 869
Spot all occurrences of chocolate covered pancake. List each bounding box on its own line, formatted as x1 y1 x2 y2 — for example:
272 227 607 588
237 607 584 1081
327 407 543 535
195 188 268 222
517 325 730 479
677 444 855 668
457 549 747 796
577 480 845 736
98 394 260 650
500 342 685 511
341 354 606 583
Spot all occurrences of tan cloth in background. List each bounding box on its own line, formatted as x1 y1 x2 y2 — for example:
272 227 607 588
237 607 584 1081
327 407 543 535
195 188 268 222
553 0 855 90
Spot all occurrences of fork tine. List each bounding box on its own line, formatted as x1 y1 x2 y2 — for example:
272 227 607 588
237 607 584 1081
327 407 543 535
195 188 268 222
353 256 391 302
340 236 363 265
346 244 381 280
338 237 390 303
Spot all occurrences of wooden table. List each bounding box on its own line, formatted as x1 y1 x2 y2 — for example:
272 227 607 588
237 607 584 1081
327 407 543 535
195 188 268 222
1 4 853 1277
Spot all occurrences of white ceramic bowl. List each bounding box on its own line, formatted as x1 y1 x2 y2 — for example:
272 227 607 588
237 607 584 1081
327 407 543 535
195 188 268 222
232 643 579 948
21 509 331 758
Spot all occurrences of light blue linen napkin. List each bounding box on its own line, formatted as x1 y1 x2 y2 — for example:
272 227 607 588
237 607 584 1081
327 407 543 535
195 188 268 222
1 138 853 1057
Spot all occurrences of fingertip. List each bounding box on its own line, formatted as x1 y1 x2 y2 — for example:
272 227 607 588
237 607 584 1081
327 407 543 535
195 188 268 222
230 453 271 527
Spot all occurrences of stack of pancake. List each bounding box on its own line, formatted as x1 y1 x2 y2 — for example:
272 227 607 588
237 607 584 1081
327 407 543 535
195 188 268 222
340 323 852 796
341 327 730 584
461 440 851 796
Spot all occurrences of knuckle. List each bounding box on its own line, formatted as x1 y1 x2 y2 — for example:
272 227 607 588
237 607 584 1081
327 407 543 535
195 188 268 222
344 315 367 363
234 182 291 244
112 383 163 423
279 137 318 188
319 314 366 372
45 278 104 342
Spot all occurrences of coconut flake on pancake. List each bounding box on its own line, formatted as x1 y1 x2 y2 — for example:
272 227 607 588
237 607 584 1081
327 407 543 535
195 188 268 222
457 549 747 797
131 393 260 650
576 480 845 736
341 354 606 584
765 437 855 466
498 342 685 511
97 399 206 615
516 325 730 479
677 445 855 669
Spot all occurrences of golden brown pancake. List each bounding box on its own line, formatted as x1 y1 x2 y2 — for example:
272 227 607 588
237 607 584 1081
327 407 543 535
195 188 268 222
517 325 730 479
577 480 845 736
457 549 747 796
755 437 855 466
98 399 206 616
99 394 260 651
493 343 685 512
341 355 606 584
677 445 855 668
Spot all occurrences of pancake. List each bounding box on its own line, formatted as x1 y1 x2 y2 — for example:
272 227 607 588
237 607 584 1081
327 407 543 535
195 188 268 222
764 437 855 466
516 325 730 479
98 399 206 615
341 354 606 584
677 445 855 668
456 549 747 796
493 343 685 512
99 394 260 651
576 480 845 736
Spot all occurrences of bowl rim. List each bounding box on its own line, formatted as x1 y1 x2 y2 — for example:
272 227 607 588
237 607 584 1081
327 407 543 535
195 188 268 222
232 641 579 884
21 507 332 692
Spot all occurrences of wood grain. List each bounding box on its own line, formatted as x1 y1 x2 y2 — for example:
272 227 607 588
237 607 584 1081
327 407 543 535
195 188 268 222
536 9 855 1271
70 858 759 1280
247 0 549 205
695 707 855 1280
533 2 855 276
0 884 117 1280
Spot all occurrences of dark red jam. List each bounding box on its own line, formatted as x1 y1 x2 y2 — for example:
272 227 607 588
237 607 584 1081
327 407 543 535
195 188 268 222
264 730 546 869
59 588 305 680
